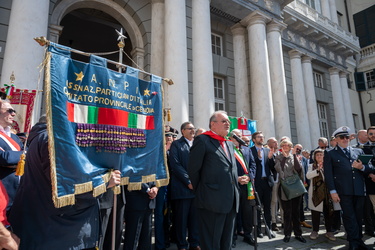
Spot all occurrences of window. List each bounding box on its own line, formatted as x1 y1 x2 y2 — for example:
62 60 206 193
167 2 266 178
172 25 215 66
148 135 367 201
214 77 225 110
353 114 359 132
313 71 324 88
304 0 321 13
211 33 223 56
317 103 329 138
365 70 375 89
337 12 343 27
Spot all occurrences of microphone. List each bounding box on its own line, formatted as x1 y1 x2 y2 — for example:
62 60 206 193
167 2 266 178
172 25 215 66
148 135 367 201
231 132 248 147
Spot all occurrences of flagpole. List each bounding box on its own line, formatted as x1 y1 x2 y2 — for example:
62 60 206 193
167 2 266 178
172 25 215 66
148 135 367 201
110 28 126 250
34 36 174 86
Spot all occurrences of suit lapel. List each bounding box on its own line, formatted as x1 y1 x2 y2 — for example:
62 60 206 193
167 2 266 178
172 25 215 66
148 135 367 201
210 138 231 163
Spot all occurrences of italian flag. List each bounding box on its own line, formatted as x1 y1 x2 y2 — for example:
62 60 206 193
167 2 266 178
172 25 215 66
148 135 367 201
66 102 154 130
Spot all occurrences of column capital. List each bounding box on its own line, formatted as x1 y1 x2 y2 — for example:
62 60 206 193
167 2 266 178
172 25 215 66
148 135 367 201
231 23 246 36
288 49 303 59
241 10 271 27
339 71 348 78
301 55 313 63
329 67 340 75
266 19 287 33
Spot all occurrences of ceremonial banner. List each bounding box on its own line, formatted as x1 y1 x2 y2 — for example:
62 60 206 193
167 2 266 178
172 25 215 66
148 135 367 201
0 88 37 133
45 43 167 207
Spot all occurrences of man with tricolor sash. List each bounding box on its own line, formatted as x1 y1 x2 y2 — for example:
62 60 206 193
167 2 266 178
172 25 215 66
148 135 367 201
230 129 257 247
0 99 23 214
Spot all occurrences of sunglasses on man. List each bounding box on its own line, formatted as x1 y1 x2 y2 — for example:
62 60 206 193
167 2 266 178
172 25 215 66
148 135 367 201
2 108 16 114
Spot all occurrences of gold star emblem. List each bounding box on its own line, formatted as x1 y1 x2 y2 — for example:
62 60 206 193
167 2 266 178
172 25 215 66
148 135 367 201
143 89 150 96
75 71 84 82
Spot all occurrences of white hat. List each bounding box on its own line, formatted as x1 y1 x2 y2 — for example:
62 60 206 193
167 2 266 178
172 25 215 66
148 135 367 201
332 126 351 138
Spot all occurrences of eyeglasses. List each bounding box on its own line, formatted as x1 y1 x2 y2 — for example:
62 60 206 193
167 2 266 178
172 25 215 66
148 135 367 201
184 127 195 130
296 148 302 152
338 135 350 140
214 120 231 124
3 108 16 114
369 133 374 136
256 136 264 139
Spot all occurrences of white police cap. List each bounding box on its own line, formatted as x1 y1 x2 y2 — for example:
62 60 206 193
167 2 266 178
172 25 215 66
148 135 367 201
332 126 350 138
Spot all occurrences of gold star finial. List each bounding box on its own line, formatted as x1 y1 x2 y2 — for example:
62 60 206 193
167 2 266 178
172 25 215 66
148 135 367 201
75 71 84 82
143 89 150 96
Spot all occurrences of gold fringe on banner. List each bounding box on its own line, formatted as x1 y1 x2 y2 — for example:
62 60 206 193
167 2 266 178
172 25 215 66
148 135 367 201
127 182 142 191
156 178 169 187
120 177 130 186
113 186 121 195
54 194 75 208
93 183 106 197
74 182 93 195
142 174 156 183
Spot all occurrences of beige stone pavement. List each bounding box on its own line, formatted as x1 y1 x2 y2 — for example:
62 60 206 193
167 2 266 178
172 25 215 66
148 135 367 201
162 211 375 250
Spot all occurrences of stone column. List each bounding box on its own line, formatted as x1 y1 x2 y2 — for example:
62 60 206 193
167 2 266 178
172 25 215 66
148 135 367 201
49 24 64 43
130 48 145 70
329 0 338 24
289 50 312 149
231 23 250 119
1 0 50 89
301 56 321 146
320 0 331 20
242 11 275 139
150 0 164 77
329 67 346 127
164 0 189 128
192 0 215 129
267 20 291 139
339 72 355 130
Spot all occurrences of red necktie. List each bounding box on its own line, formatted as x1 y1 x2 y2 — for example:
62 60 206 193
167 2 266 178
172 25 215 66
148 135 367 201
221 141 229 158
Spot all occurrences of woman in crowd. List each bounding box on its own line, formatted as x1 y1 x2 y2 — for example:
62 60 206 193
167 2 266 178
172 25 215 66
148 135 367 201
306 149 337 241
274 140 306 243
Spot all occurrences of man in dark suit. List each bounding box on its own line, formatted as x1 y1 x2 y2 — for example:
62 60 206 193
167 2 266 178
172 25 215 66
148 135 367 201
188 110 240 250
0 99 23 213
250 131 276 238
230 129 256 247
324 126 371 250
362 126 375 237
169 121 200 250
123 183 158 250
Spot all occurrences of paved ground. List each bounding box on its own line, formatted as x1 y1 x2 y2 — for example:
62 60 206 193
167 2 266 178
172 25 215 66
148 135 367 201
161 211 375 250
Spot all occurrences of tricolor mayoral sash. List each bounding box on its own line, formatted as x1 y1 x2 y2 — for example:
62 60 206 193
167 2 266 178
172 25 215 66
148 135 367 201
45 43 167 207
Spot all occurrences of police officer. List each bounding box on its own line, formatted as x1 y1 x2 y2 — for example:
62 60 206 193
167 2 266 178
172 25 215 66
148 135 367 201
324 126 372 250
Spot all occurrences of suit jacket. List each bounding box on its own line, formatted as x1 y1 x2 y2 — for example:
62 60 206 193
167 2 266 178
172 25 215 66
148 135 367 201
169 136 195 199
362 142 375 195
250 146 275 188
125 182 156 211
241 146 256 180
188 134 239 214
0 132 24 210
9 123 100 250
324 146 371 196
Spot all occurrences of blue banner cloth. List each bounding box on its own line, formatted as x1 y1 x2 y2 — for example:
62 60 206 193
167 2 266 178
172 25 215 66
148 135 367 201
45 43 167 207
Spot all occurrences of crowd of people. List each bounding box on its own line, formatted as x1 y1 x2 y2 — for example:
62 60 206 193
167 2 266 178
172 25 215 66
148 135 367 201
1 101 375 250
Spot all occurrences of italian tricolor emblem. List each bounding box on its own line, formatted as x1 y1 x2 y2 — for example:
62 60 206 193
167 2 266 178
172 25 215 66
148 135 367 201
66 102 155 130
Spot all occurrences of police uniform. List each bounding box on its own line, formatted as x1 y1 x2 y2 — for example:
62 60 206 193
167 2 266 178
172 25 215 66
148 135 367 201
324 126 371 249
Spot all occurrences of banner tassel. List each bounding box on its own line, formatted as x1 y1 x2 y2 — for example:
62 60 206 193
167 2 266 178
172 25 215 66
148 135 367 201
15 153 26 176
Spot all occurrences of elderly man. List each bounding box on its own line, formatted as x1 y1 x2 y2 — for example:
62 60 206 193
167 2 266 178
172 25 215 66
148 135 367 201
355 130 369 148
0 99 23 213
310 137 329 163
188 111 240 250
324 126 371 250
